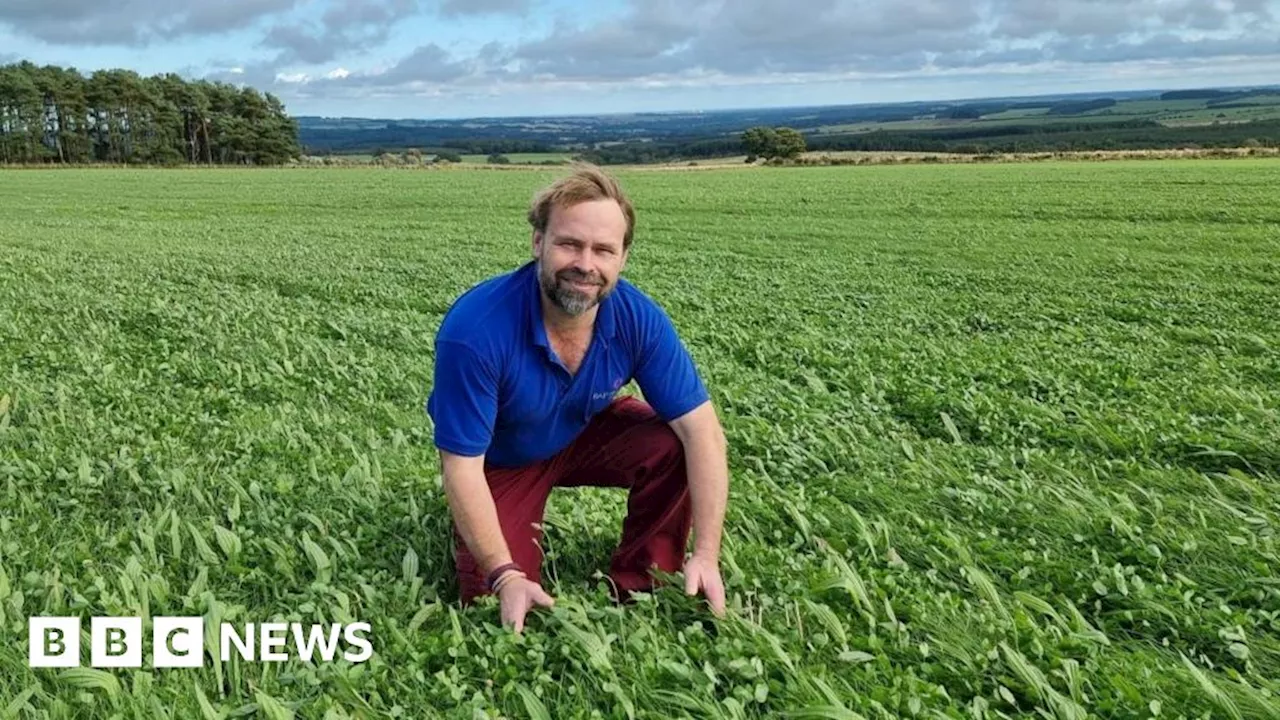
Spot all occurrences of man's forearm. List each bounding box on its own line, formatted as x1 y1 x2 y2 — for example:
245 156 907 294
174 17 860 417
442 462 512 574
684 429 729 559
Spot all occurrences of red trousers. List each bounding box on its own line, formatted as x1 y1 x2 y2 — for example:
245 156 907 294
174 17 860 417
453 396 692 604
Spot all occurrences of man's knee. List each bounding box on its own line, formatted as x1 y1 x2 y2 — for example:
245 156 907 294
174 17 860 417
610 396 684 466
637 420 685 480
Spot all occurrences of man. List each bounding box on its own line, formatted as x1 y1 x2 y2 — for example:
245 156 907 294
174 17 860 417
426 163 729 633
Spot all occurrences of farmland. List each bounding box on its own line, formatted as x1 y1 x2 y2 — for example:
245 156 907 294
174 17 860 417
459 153 575 165
810 94 1280 135
1 160 1279 718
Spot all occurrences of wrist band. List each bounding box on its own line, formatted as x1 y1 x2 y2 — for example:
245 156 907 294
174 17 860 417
492 570 526 594
486 562 522 591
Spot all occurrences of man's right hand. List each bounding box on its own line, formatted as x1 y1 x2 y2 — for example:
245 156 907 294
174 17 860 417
498 575 555 633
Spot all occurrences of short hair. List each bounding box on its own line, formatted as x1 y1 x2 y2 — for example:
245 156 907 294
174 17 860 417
528 162 636 250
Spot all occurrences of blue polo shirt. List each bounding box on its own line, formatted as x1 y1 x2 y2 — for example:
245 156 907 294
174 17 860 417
426 261 709 468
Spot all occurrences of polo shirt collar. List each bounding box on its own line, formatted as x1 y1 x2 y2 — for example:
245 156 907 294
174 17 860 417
526 261 617 348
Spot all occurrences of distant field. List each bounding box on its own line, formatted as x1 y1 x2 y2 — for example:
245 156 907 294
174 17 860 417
813 118 961 133
813 94 1280 134
309 152 574 165
979 108 1051 121
815 112 1155 135
460 152 574 164
1100 99 1209 115
1162 101 1280 127
2 161 1279 718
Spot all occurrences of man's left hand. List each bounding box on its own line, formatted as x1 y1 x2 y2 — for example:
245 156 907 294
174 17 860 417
683 553 726 616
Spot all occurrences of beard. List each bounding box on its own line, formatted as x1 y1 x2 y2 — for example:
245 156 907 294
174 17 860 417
538 261 612 316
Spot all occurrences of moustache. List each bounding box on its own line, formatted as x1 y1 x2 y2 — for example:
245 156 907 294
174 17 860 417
557 269 604 286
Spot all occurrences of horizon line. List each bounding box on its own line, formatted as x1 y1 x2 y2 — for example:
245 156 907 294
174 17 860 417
286 82 1280 124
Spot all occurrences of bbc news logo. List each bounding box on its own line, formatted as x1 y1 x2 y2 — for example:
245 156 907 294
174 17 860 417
29 617 373 668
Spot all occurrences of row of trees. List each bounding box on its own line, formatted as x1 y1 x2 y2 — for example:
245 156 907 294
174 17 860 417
0 62 300 165
572 135 742 165
567 128 808 165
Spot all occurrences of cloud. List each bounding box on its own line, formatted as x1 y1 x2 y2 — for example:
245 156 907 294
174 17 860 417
194 0 1280 109
486 0 1280 86
682 0 985 76
362 43 474 85
205 60 281 88
247 42 476 97
0 0 303 46
260 0 423 65
510 2 701 81
989 0 1274 39
1042 31 1280 65
438 0 530 17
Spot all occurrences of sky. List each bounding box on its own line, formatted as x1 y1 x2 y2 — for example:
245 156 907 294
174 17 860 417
2 0 1279 119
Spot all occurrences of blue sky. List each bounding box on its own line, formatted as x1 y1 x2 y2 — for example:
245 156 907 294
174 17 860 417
2 0 1278 119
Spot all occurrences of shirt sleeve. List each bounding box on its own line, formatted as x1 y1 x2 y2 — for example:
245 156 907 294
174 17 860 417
633 302 709 422
427 339 499 457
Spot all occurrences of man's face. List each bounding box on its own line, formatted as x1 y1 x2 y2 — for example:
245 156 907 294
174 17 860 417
534 198 629 317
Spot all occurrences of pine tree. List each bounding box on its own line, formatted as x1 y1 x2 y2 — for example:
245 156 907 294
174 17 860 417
0 61 301 165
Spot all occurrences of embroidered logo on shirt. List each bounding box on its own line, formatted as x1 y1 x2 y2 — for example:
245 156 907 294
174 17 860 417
591 378 625 402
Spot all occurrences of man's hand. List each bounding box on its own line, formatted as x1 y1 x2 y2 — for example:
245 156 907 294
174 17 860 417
498 576 555 633
683 553 726 616
668 402 730 618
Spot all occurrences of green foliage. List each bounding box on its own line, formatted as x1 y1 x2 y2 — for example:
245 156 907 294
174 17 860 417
742 126 778 157
772 128 807 159
0 61 301 165
742 126 808 160
1 161 1279 718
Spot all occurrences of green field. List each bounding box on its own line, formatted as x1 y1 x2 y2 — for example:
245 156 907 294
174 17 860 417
814 111 1174 135
305 153 572 165
2 161 1279 718
814 95 1280 134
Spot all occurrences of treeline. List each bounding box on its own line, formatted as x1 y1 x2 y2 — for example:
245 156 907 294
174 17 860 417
1162 88 1280 106
1164 89 1232 100
334 138 559 159
0 61 300 165
573 136 745 165
438 138 555 154
300 124 606 154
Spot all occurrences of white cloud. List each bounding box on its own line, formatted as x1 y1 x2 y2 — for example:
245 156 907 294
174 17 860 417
23 0 1270 112
267 0 1279 103
0 0 304 46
